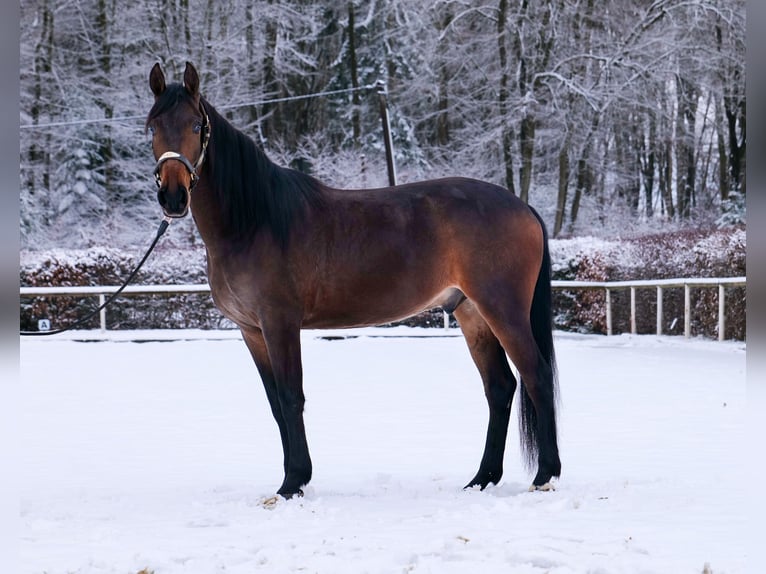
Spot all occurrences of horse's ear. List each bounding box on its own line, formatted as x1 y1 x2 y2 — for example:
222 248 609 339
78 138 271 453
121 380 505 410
150 63 166 98
184 62 200 98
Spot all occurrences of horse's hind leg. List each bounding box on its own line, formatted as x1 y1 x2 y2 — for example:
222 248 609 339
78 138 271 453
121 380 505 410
455 299 518 490
473 303 561 489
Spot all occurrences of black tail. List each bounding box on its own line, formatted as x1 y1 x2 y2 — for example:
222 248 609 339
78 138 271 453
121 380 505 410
519 207 559 471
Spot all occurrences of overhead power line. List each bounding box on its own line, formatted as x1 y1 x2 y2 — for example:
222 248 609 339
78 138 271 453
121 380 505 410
20 83 379 131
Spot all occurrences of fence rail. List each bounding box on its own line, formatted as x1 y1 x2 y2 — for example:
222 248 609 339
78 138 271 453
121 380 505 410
551 277 745 340
21 277 746 340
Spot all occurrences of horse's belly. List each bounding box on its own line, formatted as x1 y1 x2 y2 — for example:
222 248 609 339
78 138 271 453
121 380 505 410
301 286 461 329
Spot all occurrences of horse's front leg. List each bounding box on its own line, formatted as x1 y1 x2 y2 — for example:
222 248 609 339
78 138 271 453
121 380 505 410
241 328 291 479
259 322 312 499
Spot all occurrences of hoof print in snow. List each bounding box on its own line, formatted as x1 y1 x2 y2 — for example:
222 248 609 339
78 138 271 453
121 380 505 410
261 495 281 509
528 482 555 492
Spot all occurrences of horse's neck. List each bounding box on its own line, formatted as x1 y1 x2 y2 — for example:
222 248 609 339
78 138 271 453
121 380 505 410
189 179 231 255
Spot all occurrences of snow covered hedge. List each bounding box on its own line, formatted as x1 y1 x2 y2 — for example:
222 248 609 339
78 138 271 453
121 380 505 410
20 228 745 339
19 247 233 331
549 228 746 339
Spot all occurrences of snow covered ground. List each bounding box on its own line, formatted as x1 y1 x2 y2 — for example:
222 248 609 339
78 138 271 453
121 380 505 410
19 329 747 573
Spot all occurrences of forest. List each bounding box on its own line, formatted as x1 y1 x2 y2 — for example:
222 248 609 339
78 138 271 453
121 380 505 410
20 0 746 249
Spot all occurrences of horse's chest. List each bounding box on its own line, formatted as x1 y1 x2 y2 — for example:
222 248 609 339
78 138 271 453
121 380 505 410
210 288 247 324
207 259 299 324
207 269 265 329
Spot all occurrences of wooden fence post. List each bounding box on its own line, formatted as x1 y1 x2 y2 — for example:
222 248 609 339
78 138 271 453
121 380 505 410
684 284 691 338
99 294 107 332
656 286 663 335
630 286 637 334
718 284 725 341
606 289 612 336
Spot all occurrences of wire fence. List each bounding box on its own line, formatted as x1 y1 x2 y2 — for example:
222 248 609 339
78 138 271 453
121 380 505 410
21 84 379 131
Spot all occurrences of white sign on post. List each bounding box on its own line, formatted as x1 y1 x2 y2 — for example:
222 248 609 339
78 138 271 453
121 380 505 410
38 319 51 332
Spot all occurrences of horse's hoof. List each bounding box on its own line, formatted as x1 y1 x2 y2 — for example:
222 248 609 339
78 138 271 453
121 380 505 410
528 482 555 492
463 479 487 491
276 488 304 500
464 470 500 491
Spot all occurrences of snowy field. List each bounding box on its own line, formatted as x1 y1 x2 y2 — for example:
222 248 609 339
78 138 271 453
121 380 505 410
20 328 746 574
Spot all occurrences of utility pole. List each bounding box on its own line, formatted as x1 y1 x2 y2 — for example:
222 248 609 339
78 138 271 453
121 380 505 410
376 79 397 186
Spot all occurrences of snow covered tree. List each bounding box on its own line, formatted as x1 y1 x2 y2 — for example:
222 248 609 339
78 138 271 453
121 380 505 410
19 0 746 250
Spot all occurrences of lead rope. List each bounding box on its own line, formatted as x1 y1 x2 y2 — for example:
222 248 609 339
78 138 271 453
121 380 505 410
20 217 173 336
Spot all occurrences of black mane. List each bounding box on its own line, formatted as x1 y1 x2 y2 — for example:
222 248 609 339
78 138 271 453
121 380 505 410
147 84 325 246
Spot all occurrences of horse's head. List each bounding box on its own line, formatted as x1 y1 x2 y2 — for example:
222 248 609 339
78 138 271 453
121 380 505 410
147 62 210 218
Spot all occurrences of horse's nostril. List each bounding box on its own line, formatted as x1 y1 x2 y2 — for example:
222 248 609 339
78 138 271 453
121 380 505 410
157 185 189 215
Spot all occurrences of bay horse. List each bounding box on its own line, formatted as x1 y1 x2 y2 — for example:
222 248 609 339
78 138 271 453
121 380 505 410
147 62 560 498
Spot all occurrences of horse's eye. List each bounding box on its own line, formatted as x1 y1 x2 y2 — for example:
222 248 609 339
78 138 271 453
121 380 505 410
192 122 202 134
148 125 156 136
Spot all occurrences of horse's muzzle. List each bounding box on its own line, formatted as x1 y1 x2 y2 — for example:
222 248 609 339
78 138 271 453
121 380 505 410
157 184 190 218
154 151 198 218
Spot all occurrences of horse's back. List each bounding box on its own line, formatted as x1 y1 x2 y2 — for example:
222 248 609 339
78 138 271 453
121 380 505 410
327 176 536 237
343 176 543 266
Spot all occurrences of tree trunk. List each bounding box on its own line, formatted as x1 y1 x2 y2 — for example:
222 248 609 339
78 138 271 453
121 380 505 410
570 156 590 229
675 75 698 218
29 0 54 198
519 115 535 204
569 113 599 229
660 140 675 219
348 2 361 146
640 113 656 218
244 3 260 129
554 137 570 237
96 0 113 191
261 0 280 145
715 18 746 198
627 119 641 217
515 0 551 204
725 93 745 196
716 96 730 202
497 0 516 195
435 8 452 151
180 0 191 49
